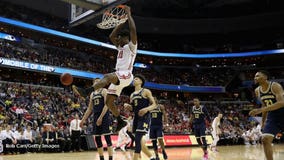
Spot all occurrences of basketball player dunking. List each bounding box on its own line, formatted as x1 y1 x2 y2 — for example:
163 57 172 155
249 70 284 160
73 5 137 132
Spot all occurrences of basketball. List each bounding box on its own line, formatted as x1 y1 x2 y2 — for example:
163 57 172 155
60 73 73 86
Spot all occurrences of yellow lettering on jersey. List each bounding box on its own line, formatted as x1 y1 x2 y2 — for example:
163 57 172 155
195 114 199 118
264 99 274 106
143 123 148 128
152 112 157 118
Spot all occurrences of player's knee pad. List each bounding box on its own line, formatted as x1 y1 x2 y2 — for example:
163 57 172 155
152 139 158 150
95 136 103 148
134 132 144 153
104 135 112 147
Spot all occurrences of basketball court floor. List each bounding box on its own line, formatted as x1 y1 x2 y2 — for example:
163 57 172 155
1 144 284 160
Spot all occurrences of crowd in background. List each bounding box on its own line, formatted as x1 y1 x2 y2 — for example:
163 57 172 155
1 40 270 87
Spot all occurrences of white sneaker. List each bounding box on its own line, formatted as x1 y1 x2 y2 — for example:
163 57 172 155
120 146 126 152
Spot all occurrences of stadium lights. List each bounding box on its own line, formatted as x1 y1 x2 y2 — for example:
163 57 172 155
1 16 284 58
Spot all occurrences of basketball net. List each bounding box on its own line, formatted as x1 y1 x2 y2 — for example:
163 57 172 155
97 5 128 29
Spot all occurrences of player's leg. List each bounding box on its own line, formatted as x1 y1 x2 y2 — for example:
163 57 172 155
115 130 123 149
122 135 132 151
94 73 118 91
158 138 167 160
150 126 159 159
106 73 133 132
95 136 105 160
105 94 127 132
157 126 167 160
262 135 274 160
200 124 208 159
104 135 113 160
106 94 119 117
261 119 279 160
141 136 155 160
126 130 135 149
133 132 144 160
194 125 203 148
210 130 219 151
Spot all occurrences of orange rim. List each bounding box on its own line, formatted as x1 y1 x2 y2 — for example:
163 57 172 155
117 4 125 8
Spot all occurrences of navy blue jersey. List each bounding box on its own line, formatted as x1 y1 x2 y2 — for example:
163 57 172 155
92 89 111 135
150 105 163 126
131 89 150 133
92 89 109 116
191 105 208 125
131 89 150 118
259 82 284 120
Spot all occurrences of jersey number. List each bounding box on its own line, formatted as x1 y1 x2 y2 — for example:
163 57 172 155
94 99 100 105
134 99 138 107
195 114 199 118
118 50 123 58
152 112 157 118
264 99 273 106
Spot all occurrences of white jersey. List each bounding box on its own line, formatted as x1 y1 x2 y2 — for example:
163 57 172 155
115 41 137 72
211 117 220 131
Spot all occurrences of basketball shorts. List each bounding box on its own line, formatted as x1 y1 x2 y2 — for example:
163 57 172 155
149 125 164 140
93 115 111 136
107 71 133 96
263 118 284 136
193 124 206 138
133 116 149 134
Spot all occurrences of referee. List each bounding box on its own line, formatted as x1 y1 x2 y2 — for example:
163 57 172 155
70 113 82 152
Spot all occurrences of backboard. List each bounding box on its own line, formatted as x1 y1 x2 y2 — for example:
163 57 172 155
60 0 129 27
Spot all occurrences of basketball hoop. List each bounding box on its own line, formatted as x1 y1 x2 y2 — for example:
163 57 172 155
97 5 128 29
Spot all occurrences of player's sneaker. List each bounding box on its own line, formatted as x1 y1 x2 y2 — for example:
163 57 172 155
120 146 126 152
203 153 209 160
162 150 168 160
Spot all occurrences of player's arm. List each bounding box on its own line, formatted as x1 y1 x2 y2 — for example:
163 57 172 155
258 89 268 128
144 89 157 111
124 6 137 45
109 22 125 47
72 85 93 99
138 89 157 116
80 92 94 126
161 104 168 124
189 110 194 124
97 89 109 125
